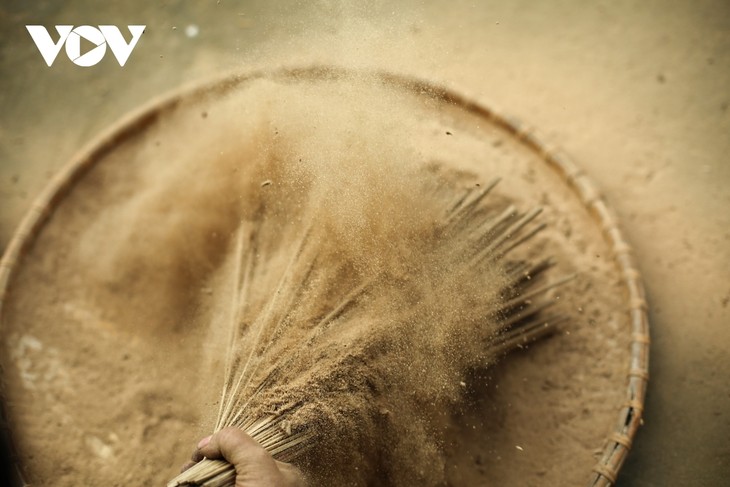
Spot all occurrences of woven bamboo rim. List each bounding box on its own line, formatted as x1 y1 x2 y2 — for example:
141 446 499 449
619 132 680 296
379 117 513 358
0 65 649 487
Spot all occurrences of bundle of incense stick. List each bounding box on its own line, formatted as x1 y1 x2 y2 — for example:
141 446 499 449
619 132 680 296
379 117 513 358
167 177 568 487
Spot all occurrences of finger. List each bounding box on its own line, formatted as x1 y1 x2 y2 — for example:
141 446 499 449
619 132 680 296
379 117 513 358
180 461 197 473
191 436 211 463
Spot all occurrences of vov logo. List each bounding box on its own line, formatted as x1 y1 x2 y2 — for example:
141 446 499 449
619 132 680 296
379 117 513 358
26 25 146 67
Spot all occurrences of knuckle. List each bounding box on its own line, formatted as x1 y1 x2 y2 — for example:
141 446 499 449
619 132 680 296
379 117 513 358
217 427 244 445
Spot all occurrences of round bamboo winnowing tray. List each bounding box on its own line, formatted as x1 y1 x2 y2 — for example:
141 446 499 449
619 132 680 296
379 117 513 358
0 66 648 487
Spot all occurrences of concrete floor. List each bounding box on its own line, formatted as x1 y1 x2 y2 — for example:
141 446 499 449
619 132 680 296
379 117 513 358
1 1 728 485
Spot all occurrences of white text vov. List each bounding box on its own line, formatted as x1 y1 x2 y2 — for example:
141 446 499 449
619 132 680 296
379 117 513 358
26 25 146 67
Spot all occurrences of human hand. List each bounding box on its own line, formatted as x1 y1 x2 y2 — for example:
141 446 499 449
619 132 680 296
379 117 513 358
182 427 306 487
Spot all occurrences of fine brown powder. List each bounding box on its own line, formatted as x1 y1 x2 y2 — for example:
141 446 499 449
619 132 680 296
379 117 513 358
0 72 629 486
